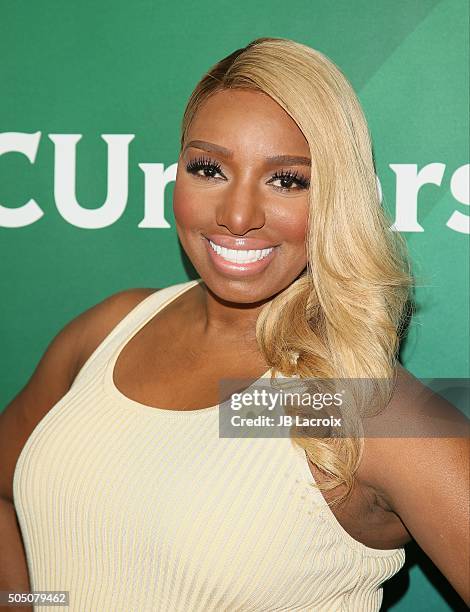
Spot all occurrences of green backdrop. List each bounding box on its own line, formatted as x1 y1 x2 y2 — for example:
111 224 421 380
1 1 468 610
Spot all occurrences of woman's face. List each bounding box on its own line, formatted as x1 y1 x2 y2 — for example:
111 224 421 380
173 88 311 304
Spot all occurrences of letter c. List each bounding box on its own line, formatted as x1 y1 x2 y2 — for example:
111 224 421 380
0 132 43 227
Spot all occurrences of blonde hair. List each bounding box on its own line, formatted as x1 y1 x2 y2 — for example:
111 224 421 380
179 37 414 506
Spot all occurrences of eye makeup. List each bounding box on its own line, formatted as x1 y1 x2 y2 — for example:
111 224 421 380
185 156 310 191
186 155 224 179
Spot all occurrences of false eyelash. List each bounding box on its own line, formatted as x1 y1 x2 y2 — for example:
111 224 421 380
185 157 310 190
271 169 310 188
186 156 223 175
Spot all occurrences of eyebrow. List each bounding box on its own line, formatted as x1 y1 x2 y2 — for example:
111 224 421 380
183 139 311 167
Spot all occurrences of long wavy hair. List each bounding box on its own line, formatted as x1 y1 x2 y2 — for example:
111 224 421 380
179 37 414 506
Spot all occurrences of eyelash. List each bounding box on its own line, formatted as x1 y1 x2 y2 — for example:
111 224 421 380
185 156 310 191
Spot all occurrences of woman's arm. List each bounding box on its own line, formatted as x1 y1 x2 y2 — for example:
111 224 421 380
0 496 32 612
361 368 470 605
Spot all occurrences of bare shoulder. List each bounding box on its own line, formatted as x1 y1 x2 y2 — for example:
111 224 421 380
0 287 159 503
360 363 468 442
73 287 159 378
359 363 468 487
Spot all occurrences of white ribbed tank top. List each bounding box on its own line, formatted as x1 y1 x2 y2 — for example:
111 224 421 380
13 279 405 612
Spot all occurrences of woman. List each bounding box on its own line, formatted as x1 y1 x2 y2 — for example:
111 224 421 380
1 38 468 611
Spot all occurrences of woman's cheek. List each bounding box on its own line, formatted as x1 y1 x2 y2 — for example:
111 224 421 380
173 180 200 228
271 203 309 246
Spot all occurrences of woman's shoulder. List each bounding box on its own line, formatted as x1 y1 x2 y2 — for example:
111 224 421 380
73 287 161 378
75 279 202 379
357 361 468 503
361 363 466 439
0 287 160 502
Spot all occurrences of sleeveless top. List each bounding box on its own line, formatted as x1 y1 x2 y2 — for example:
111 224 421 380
13 279 406 612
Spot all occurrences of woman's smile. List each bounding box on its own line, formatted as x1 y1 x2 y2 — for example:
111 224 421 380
202 233 279 278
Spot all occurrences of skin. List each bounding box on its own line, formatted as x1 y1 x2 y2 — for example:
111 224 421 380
173 88 310 348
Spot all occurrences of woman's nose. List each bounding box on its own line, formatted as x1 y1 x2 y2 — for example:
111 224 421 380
215 181 266 235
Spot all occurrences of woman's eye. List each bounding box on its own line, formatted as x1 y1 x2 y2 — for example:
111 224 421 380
268 170 310 192
185 156 225 180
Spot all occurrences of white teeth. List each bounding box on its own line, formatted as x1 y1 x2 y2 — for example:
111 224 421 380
208 240 274 264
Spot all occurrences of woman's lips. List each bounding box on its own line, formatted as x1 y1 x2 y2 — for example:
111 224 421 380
204 232 278 250
203 236 278 277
